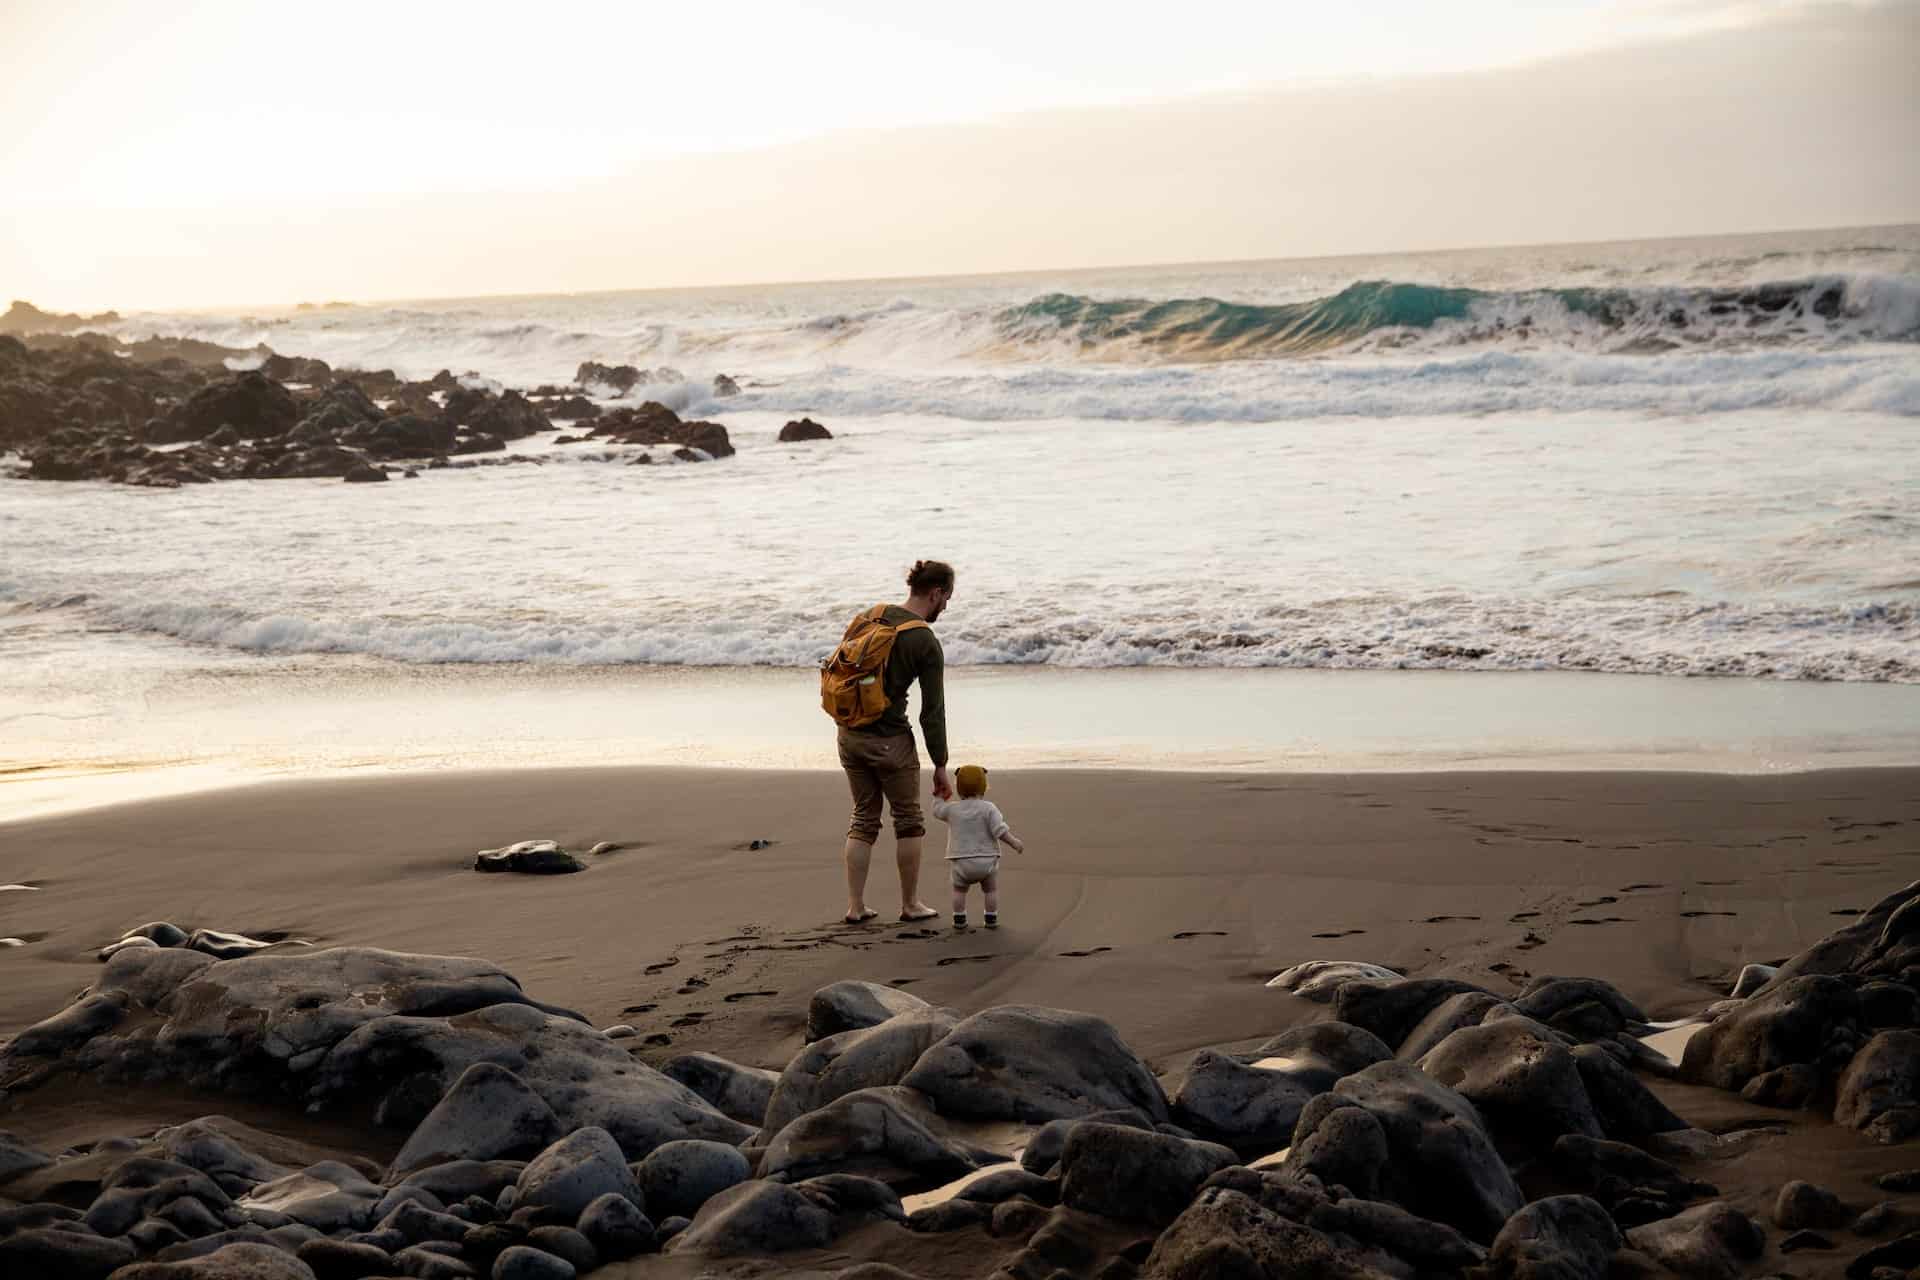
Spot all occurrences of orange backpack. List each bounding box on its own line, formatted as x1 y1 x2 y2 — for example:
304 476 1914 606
820 604 929 728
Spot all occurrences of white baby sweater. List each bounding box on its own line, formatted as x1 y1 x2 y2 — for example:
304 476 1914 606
932 796 1010 860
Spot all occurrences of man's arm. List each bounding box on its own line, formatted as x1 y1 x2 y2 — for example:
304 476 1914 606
915 633 949 794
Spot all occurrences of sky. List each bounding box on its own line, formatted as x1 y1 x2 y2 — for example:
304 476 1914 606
3 0 1916 309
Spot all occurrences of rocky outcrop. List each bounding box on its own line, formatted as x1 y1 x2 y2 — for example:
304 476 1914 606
901 1006 1168 1124
587 402 733 459
777 417 832 442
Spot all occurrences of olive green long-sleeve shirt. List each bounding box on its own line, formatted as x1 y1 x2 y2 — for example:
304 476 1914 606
844 604 947 767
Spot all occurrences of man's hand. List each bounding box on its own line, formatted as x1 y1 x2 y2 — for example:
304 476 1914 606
932 766 953 800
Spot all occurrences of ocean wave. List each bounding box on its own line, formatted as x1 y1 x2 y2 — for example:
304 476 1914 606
5 585 1913 682
991 275 1920 361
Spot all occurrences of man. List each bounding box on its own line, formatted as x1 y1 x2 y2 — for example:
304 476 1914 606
838 559 954 924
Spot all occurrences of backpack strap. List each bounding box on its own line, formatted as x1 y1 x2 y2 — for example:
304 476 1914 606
894 619 930 634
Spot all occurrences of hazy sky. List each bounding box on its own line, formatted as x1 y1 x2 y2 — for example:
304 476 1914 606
3 0 1916 309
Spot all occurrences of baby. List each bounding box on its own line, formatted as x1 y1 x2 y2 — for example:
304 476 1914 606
932 764 1024 929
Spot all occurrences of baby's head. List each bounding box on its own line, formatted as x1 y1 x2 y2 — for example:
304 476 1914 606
955 764 989 798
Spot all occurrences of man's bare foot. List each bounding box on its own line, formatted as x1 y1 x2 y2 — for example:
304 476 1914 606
843 908 879 925
899 904 939 922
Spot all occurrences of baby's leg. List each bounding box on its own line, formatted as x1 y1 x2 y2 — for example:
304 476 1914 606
982 871 999 916
951 882 968 915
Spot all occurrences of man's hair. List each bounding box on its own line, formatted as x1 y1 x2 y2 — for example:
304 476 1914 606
906 559 956 594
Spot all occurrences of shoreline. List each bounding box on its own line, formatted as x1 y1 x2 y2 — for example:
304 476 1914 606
8 663 1919 822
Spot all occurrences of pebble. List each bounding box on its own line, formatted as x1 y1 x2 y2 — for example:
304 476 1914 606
588 842 623 856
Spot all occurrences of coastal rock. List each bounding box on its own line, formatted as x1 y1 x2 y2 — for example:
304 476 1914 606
513 1128 643 1220
1773 1179 1848 1230
1485 1194 1622 1280
1730 963 1779 998
1548 1134 1711 1214
398 1160 526 1204
777 417 832 442
342 461 386 483
1416 1017 1602 1143
587 402 734 458
472 841 585 875
102 1242 317 1279
1835 1029 1920 1143
1334 977 1495 1051
711 374 739 397
1757 879 1920 993
1250 1021 1396 1087
0 1130 55 1182
1058 1123 1236 1227
161 373 299 442
7 990 130 1057
295 1238 393 1279
574 362 643 394
388 1063 563 1177
0 1225 139 1279
1287 1097 1389 1197
1264 960 1401 1001
492 1246 573 1280
758 1085 1002 1186
1571 1043 1687 1137
805 980 934 1042
634 1139 750 1220
236 1161 381 1233
901 1006 1169 1124
764 1006 958 1135
1623 1202 1765 1280
1139 1187 1380 1280
1306 1197 1487 1273
1019 1108 1159 1175
1330 1059 1524 1242
658 1052 778 1127
186 929 281 960
1514 976 1650 1040
575 1190 654 1260
667 1174 902 1256
1395 991 1508 1061
1679 974 1863 1092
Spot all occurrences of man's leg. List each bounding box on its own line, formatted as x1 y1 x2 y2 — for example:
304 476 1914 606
845 837 875 919
839 736 885 921
879 736 934 919
896 835 933 918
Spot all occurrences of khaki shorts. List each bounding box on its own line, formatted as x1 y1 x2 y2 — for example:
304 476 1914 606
948 855 1001 889
838 729 924 842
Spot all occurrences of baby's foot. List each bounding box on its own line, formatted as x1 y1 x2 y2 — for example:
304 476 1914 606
952 913 967 930
984 912 999 929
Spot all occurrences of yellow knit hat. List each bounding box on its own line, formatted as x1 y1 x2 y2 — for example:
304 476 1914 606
955 765 989 798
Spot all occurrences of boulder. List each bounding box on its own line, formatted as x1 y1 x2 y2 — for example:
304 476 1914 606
777 417 832 442
667 1174 901 1256
1057 1122 1236 1227
658 1052 778 1127
1416 1017 1602 1143
91 946 214 1011
472 841 585 875
575 362 643 394
1514 977 1649 1040
343 461 388 484
1334 978 1494 1051
901 1006 1168 1123
1679 975 1863 1092
1330 1059 1523 1242
397 1160 526 1205
525 1225 595 1272
0 1225 138 1279
758 1085 1003 1186
1773 1179 1847 1230
235 1161 382 1233
711 374 740 397
1756 879 1920 993
107 1241 320 1278
295 1238 393 1280
574 1191 653 1261
389 1063 563 1177
1286 1097 1390 1198
1305 1197 1487 1273
1485 1195 1623 1280
513 1128 643 1221
1623 1202 1765 1280
634 1139 751 1220
1570 1043 1688 1138
1264 960 1402 1001
163 373 299 442
1170 1051 1321 1153
492 1246 573 1280
1395 991 1507 1061
1140 1187 1386 1280
763 1007 958 1135
805 980 934 1041
0 1129 54 1182
7 990 129 1057
1836 1029 1920 1143
1019 1108 1160 1175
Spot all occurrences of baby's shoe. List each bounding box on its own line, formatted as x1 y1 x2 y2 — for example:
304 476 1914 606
952 913 967 930
984 912 999 929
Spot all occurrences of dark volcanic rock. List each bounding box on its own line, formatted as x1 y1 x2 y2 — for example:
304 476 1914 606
587 401 734 458
162 372 299 442
659 1052 778 1128
805 979 934 1042
1623 1202 1765 1280
575 1190 654 1261
575 361 643 394
1140 1187 1379 1280
0 1225 139 1279
1760 878 1920 992
1680 974 1863 1092
389 1062 562 1176
634 1139 751 1220
711 373 740 397
1836 1028 1920 1143
758 1085 1003 1186
778 417 832 442
1329 1058 1523 1243
764 1006 958 1136
1774 1178 1848 1230
513 1127 643 1220
1333 977 1494 1050
1057 1123 1236 1227
667 1174 902 1256
1416 1016 1602 1143
902 1006 1169 1124
1485 1194 1622 1280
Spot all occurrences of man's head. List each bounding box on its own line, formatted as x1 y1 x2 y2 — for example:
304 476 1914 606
905 559 956 622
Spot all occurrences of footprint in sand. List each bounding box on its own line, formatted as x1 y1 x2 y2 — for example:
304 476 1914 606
676 978 709 994
938 954 1002 966
893 929 942 940
1058 947 1112 958
1620 883 1663 892
619 1003 657 1015
1567 916 1631 925
644 957 679 975
1310 929 1366 939
1680 910 1737 918
1172 931 1228 939
1509 911 1541 922
722 991 777 1004
1575 896 1618 908
1517 933 1546 951
671 1012 708 1027
889 978 919 987
643 1033 672 1047
1833 907 1864 916
1696 879 1742 887
1422 915 1481 924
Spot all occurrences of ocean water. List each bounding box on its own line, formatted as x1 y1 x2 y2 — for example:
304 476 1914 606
2 226 1918 736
